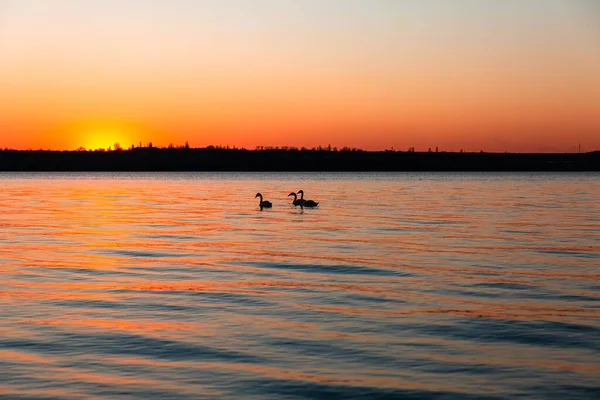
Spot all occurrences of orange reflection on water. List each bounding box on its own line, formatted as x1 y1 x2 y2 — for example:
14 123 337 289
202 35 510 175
1 172 599 399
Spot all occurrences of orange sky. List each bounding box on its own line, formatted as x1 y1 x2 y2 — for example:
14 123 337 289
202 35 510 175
1 0 599 152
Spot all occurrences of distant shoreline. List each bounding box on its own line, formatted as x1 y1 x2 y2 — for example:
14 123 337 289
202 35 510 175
0 148 598 172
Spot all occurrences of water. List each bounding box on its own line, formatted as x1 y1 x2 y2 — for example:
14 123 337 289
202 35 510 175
1 172 599 399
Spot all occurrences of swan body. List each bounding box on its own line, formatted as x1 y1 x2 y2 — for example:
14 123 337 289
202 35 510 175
288 192 303 206
297 190 319 207
255 193 272 208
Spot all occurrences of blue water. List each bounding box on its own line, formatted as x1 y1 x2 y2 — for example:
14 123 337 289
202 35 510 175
1 172 599 399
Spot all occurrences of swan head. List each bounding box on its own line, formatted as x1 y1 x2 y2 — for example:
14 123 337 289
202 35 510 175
255 193 262 198
297 190 304 195
288 192 296 197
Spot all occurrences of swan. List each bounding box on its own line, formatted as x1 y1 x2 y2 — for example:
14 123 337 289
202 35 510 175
288 192 303 206
297 190 319 207
255 193 272 208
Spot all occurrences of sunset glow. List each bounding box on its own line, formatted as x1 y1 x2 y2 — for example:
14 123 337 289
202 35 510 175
1 0 599 152
77 127 131 151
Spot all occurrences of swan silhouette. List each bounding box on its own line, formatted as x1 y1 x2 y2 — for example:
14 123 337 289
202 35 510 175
297 190 319 207
288 192 303 206
255 193 272 208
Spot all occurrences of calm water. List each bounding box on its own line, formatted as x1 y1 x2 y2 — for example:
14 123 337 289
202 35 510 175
1 172 599 399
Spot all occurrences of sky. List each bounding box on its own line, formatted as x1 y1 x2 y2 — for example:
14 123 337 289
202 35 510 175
1 0 599 152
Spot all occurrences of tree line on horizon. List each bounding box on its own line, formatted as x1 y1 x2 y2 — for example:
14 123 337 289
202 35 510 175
1 142 526 154
0 144 598 171
1 140 597 154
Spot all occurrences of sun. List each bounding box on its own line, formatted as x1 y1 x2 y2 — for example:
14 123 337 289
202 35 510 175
79 126 133 151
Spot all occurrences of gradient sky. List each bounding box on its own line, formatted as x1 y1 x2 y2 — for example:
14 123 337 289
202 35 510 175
1 0 599 151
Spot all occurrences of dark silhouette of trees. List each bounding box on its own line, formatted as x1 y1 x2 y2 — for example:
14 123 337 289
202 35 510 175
0 146 597 171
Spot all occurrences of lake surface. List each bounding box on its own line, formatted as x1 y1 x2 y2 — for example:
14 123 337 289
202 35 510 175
1 172 599 399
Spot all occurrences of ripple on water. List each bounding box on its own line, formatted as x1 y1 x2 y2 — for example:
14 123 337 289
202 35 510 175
1 172 599 399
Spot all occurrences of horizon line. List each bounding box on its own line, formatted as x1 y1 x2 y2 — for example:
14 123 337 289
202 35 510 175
0 145 597 155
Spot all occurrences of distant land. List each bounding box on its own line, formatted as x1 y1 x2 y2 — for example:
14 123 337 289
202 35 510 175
0 147 599 172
